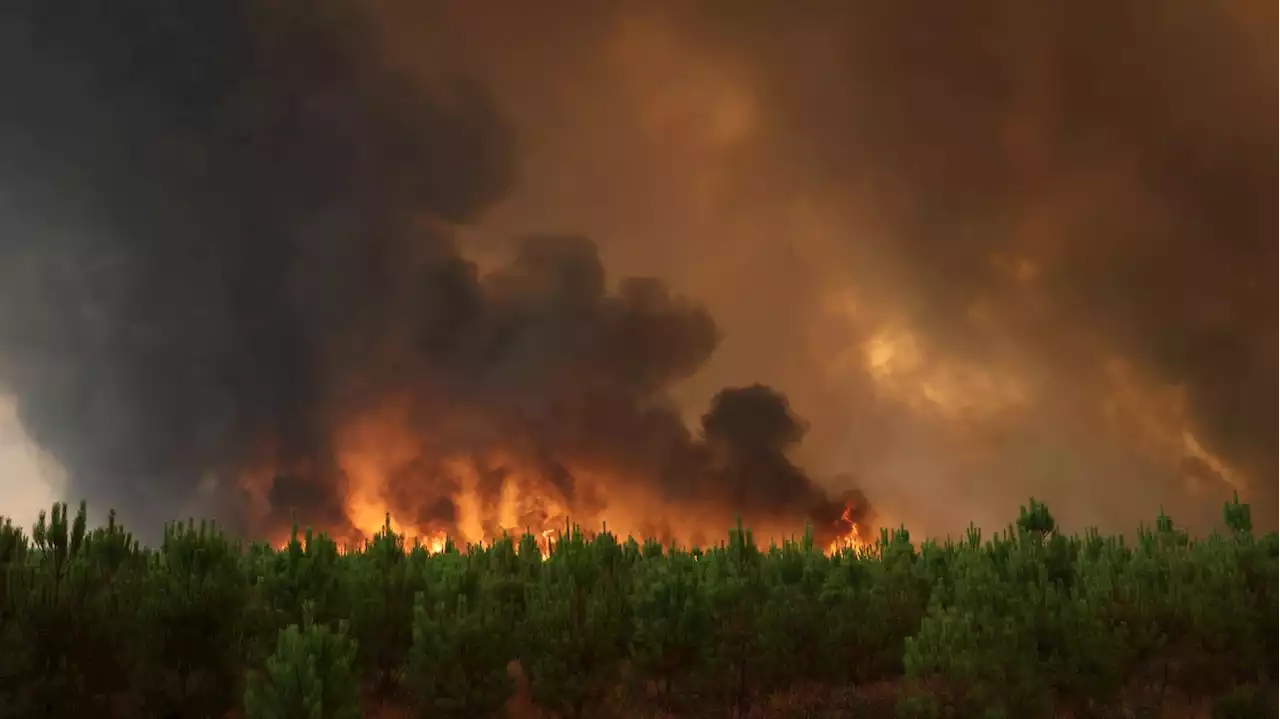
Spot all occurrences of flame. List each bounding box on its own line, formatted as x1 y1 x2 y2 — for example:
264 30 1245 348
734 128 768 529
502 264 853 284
252 398 871 558
824 504 869 555
272 512 867 558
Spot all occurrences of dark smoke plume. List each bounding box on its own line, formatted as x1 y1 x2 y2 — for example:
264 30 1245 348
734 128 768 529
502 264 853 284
0 1 852 542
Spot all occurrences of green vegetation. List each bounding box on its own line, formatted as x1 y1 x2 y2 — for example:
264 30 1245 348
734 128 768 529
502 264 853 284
0 496 1274 718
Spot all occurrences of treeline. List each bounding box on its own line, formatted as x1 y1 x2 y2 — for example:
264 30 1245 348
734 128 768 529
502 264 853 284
0 497 1274 719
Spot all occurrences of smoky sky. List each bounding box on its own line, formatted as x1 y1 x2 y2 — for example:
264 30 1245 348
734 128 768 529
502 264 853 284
0 0 858 543
0 0 1274 540
676 0 1278 532
374 0 1275 534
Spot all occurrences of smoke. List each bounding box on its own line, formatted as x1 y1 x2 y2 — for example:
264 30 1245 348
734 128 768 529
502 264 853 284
0 0 1273 542
368 0 1275 535
703 0 1277 533
0 0 862 545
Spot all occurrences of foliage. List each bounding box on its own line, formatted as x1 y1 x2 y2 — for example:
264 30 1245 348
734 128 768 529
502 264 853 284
135 518 251 716
0 496 1273 718
243 614 361 719
522 526 632 718
406 551 514 718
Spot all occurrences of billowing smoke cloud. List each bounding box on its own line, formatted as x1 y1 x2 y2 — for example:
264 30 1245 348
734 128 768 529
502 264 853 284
367 0 1274 536
0 0 862 544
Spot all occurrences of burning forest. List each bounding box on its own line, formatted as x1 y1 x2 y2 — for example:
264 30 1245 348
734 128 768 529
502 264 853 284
246 324 876 555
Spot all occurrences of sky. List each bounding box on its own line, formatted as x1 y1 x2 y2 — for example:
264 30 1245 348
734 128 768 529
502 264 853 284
0 394 64 525
0 0 1274 542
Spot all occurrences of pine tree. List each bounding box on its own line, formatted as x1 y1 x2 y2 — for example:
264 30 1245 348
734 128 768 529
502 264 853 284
407 586 514 718
523 525 630 719
244 616 361 719
629 552 713 711
134 517 250 717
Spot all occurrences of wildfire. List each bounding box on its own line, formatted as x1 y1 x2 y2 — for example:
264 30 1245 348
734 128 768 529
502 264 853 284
825 524 866 555
824 504 869 555
257 398 871 558
275 504 869 559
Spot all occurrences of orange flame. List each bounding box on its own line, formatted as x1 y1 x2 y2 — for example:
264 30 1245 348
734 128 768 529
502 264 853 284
824 504 869 555
256 398 870 558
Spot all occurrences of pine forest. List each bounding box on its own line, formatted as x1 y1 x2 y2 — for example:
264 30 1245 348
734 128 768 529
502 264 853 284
0 497 1275 719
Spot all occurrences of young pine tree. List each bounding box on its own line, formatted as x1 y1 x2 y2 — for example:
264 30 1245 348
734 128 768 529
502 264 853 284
243 616 361 719
628 553 714 712
407 586 515 719
135 518 250 717
523 526 630 719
